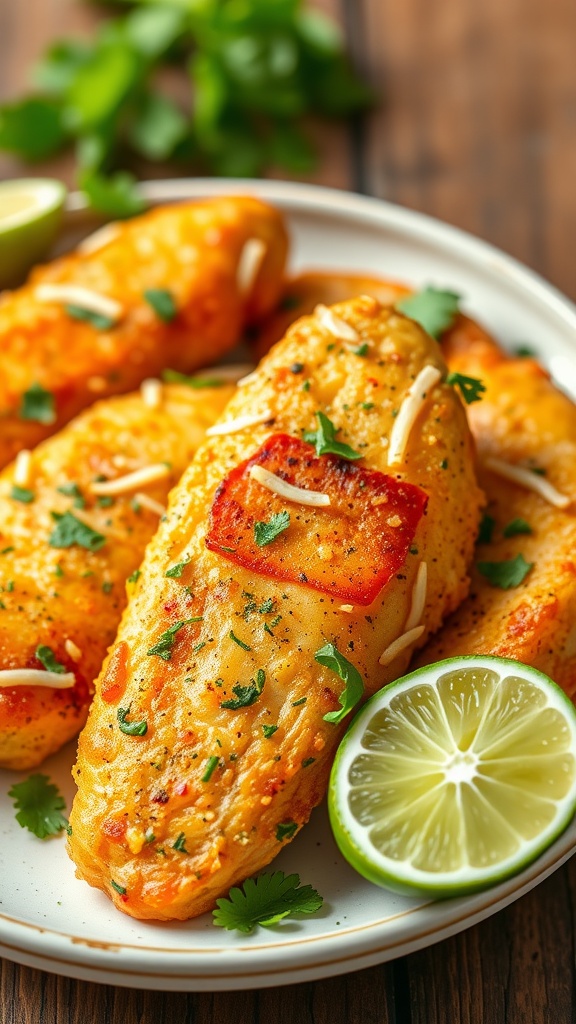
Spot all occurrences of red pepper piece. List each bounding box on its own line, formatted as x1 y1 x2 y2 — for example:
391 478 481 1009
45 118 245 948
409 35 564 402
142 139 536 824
206 433 427 605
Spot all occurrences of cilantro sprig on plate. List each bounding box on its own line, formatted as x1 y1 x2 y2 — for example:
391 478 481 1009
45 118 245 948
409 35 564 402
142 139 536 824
0 1 372 216
314 642 364 724
213 871 323 934
9 774 68 839
397 287 461 339
304 412 361 461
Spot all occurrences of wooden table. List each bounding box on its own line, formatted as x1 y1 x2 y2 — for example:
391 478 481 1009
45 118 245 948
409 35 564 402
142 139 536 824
2 1 576 1020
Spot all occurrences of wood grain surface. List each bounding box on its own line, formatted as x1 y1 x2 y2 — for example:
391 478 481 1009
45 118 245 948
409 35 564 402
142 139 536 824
2 0 576 1020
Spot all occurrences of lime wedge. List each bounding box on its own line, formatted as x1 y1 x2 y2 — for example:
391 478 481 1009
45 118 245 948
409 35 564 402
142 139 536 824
0 178 66 289
328 656 576 898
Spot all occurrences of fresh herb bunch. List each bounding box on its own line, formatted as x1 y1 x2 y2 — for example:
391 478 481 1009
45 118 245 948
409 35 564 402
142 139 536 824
0 0 373 216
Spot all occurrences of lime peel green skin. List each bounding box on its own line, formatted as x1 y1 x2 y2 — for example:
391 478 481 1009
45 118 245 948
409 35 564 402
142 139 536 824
328 655 576 900
0 179 66 289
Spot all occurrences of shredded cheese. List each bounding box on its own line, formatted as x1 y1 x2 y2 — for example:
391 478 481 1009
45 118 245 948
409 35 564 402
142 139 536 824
237 238 266 294
404 561 428 632
134 492 166 516
388 364 443 466
140 378 163 409
90 464 171 497
236 369 260 387
78 222 120 255
14 449 32 488
378 625 425 666
206 410 273 437
484 456 571 509
250 465 331 507
339 604 355 613
64 638 82 662
0 669 76 689
315 303 359 343
198 363 255 383
35 284 123 323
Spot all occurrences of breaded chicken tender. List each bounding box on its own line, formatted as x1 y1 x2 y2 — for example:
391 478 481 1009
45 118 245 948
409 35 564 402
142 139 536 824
0 196 288 468
68 297 482 920
417 318 576 698
0 378 235 770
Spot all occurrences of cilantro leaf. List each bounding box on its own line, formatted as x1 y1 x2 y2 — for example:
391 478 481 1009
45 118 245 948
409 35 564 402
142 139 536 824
0 97 67 160
221 669 265 710
446 372 486 405
254 511 290 547
48 511 106 551
397 287 461 339
11 485 35 503
146 618 199 660
503 518 533 538
314 642 364 723
79 169 147 220
9 774 68 839
144 288 178 323
476 554 534 589
213 871 323 934
276 820 298 841
20 382 56 425
477 513 496 545
172 831 188 852
117 705 148 737
165 558 189 579
65 304 115 331
127 568 141 584
35 645 66 674
161 368 228 389
262 724 278 738
304 412 361 460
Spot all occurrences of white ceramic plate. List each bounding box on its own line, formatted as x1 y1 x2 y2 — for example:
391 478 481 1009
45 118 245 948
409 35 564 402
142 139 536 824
1 179 576 992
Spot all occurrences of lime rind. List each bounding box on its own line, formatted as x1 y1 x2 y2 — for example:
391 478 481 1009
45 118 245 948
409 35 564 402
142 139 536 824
328 655 576 898
0 178 66 289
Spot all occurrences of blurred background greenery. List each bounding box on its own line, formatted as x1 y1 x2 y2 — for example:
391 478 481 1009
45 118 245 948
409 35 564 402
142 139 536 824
0 0 373 215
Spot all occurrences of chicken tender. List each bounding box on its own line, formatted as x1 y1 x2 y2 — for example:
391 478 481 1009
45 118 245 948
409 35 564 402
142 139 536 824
68 297 482 920
417 318 576 698
0 196 288 468
0 378 235 770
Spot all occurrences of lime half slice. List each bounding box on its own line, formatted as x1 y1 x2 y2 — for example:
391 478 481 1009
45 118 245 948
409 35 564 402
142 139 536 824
0 178 66 288
328 656 576 898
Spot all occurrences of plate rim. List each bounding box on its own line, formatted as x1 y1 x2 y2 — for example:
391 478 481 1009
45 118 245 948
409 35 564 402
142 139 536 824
2 177 575 990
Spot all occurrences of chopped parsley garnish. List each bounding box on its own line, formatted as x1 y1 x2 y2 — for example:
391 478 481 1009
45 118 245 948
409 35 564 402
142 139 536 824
57 481 83 500
445 372 486 405
8 774 68 839
314 642 364 724
304 411 361 461
476 554 533 589
144 287 177 322
213 871 323 934
102 581 113 594
162 368 225 389
292 697 307 706
351 342 369 356
229 630 252 652
221 669 265 710
65 304 116 330
503 518 533 538
396 287 461 339
202 755 220 782
111 880 127 896
117 705 148 736
302 380 311 392
147 617 199 660
275 820 298 842
262 724 278 738
48 511 106 551
478 513 496 544
165 558 189 578
11 485 35 503
514 344 536 358
302 757 315 768
361 401 374 410
35 645 66 674
96 495 114 508
127 569 141 584
20 382 56 424
254 510 290 547
172 832 188 852
290 362 304 373
258 598 276 614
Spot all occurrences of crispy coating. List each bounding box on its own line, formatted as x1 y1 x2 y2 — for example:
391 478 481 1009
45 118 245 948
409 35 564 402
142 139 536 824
0 380 235 770
68 297 482 920
254 271 410 359
417 317 576 698
0 196 288 468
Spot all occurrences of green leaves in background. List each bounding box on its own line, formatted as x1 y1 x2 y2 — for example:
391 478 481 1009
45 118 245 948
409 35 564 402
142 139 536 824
0 0 373 216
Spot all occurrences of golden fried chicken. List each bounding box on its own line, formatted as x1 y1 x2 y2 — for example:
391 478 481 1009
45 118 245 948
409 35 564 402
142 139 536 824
0 378 235 770
417 318 576 698
0 196 288 468
68 297 482 920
